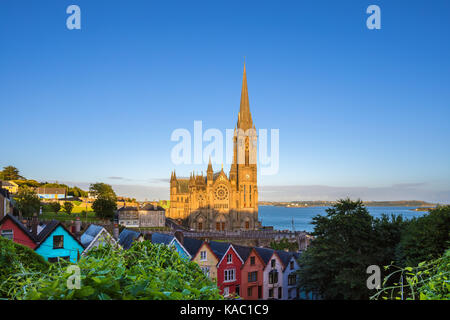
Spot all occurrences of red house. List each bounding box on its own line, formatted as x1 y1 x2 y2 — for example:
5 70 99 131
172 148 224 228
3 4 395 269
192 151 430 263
240 248 267 300
0 214 37 249
217 244 251 297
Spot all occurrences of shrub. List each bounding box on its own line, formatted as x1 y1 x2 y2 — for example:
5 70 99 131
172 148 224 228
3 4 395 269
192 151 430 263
5 241 222 300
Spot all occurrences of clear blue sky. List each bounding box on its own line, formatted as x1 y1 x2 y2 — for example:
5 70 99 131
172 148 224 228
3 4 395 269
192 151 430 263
1 0 449 202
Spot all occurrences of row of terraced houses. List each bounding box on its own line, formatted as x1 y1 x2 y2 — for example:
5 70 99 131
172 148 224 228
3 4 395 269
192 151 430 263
0 205 317 300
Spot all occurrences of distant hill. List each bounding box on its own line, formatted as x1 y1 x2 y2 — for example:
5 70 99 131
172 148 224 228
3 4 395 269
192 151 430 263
258 200 437 208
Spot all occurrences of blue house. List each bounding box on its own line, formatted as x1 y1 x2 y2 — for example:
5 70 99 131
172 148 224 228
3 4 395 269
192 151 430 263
151 232 191 260
34 221 85 263
80 224 119 254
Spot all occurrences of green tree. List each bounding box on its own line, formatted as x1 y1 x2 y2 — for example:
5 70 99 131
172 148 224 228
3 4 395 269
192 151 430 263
297 198 406 300
63 201 74 215
270 238 298 251
14 187 41 218
68 186 88 198
92 197 117 219
396 205 450 267
49 202 61 214
89 183 116 199
1 166 23 180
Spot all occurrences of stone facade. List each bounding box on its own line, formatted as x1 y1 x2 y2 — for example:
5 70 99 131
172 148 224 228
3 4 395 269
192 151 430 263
168 64 260 231
117 204 166 228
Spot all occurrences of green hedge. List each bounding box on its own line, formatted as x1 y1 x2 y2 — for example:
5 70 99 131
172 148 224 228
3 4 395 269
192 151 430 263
3 240 222 300
0 237 49 298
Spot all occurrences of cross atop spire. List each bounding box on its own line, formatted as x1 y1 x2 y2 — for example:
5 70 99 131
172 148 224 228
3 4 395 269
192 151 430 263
237 62 253 130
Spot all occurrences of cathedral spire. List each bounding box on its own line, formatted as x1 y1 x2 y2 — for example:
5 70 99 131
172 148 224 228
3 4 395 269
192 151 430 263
207 156 213 172
237 62 253 130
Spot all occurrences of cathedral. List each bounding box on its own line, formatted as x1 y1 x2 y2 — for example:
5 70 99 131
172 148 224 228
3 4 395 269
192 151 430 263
168 64 261 231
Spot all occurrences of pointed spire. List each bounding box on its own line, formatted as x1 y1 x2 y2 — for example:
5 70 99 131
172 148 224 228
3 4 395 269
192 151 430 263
237 61 253 130
207 156 213 172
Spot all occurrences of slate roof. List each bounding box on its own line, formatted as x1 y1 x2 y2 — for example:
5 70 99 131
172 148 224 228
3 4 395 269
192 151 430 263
0 214 37 243
117 206 138 212
151 232 174 245
0 180 15 187
80 224 104 248
118 228 142 250
207 240 230 260
35 187 66 195
254 247 275 265
276 250 294 270
182 237 204 257
141 204 165 211
233 244 252 262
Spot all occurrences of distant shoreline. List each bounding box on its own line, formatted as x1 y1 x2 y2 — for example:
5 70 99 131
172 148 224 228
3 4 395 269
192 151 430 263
258 200 438 209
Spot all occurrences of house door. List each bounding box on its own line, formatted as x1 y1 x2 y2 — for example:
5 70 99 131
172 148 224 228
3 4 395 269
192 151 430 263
221 222 225 230
258 286 262 299
235 285 240 297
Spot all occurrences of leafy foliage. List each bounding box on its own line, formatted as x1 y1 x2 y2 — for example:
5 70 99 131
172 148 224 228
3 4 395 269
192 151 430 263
1 166 23 180
89 183 116 199
270 238 298 251
396 205 450 266
63 201 74 215
297 198 407 300
49 202 61 214
92 197 117 219
0 237 49 299
14 187 41 217
3 241 222 300
371 249 450 300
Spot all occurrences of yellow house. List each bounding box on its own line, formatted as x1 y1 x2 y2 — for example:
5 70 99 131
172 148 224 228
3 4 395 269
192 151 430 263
0 181 18 194
192 241 229 283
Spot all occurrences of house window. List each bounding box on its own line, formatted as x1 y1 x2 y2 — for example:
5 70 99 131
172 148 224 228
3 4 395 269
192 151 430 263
245 221 249 229
53 235 64 249
288 273 297 285
269 270 278 284
201 266 210 277
268 288 274 298
271 259 276 268
1 229 13 240
250 256 255 265
248 271 257 282
198 222 203 230
48 256 70 263
227 253 232 264
224 269 235 282
247 286 253 297
200 250 207 261
223 286 230 297
216 222 220 231
221 222 225 230
290 261 294 269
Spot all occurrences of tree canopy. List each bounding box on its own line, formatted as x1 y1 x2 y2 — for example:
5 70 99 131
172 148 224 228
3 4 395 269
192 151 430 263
1 166 23 180
297 198 407 300
14 187 41 218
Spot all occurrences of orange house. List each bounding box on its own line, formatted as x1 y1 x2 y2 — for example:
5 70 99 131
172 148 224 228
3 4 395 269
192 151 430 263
240 248 266 300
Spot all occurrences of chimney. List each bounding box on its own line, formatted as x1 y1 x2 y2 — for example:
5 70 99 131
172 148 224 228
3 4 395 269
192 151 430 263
32 212 38 238
144 232 152 242
113 224 119 241
75 217 81 239
174 230 184 245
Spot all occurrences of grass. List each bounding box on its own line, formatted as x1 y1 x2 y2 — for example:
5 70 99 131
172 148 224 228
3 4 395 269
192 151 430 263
41 210 101 222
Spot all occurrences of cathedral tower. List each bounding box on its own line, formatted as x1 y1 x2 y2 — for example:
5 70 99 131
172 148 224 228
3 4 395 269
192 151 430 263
168 63 260 231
